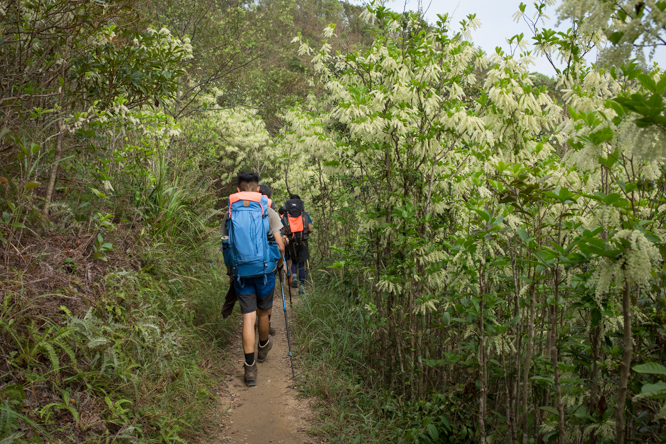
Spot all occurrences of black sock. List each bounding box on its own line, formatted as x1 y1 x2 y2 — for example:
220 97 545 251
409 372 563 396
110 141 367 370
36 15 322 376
259 338 268 347
244 353 254 365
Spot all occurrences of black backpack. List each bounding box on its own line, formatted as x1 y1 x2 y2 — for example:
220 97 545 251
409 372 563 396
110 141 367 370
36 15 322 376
282 199 309 243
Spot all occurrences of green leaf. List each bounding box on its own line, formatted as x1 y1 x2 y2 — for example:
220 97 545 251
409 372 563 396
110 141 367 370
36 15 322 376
442 312 451 325
517 228 531 243
591 308 601 327
573 405 591 419
639 382 666 399
608 31 624 45
25 181 40 191
637 74 657 94
91 188 108 199
603 193 622 205
427 424 439 441
539 406 559 416
530 375 554 386
633 362 666 377
474 209 491 222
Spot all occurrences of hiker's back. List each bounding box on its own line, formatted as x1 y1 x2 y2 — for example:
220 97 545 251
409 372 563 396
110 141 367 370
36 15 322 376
283 198 309 243
224 192 280 278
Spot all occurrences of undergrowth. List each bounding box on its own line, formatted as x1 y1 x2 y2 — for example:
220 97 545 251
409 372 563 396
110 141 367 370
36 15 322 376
0 166 235 442
294 272 477 444
0 239 233 443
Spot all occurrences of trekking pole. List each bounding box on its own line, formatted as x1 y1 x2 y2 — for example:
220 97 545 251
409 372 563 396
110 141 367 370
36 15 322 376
287 269 293 307
277 262 296 378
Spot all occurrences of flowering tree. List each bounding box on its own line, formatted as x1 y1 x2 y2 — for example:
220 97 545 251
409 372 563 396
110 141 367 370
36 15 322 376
283 1 666 442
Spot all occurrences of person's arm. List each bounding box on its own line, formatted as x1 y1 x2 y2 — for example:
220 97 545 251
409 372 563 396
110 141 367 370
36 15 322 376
268 208 286 253
220 213 228 236
306 212 313 234
274 230 285 253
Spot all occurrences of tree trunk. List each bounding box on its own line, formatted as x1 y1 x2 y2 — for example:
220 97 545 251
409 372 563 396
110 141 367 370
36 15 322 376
42 50 69 217
522 280 536 444
501 337 515 444
479 293 487 444
551 269 565 444
615 280 632 444
42 121 63 216
589 323 601 444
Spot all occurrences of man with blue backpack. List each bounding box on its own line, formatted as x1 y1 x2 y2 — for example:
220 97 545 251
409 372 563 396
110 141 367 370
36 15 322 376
220 172 285 387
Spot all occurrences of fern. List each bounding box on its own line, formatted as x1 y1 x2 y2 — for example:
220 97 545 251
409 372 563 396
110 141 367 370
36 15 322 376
87 337 109 348
58 341 77 367
0 402 20 437
0 400 46 440
99 350 110 377
39 342 60 373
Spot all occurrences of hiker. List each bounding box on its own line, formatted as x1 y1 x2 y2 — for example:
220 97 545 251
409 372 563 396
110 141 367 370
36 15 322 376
220 172 285 387
222 185 281 327
259 184 277 211
282 194 313 295
278 206 293 282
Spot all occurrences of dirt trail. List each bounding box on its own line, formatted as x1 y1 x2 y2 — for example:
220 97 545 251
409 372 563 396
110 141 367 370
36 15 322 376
207 287 318 444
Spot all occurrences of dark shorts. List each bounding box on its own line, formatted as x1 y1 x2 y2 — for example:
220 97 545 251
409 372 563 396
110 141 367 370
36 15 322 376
287 240 310 263
233 273 276 314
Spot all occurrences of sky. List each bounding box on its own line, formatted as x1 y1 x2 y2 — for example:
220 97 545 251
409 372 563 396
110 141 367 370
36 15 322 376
363 0 666 75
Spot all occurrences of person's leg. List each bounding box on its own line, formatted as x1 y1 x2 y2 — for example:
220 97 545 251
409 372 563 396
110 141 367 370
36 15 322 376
256 273 275 362
298 261 306 284
267 309 275 335
235 279 260 386
257 309 270 342
291 261 299 288
242 311 257 359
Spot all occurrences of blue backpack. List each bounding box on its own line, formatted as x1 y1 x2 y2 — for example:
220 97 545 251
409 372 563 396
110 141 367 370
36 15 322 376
223 192 280 279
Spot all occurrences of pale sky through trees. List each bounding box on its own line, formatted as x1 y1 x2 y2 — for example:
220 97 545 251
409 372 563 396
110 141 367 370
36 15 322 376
380 0 666 75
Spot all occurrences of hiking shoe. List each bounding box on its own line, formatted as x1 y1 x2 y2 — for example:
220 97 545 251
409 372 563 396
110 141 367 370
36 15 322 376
291 280 298 289
269 326 276 336
299 286 305 295
257 337 273 363
244 361 257 387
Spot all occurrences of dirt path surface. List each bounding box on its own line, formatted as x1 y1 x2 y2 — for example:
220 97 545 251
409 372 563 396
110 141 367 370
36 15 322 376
208 288 318 444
